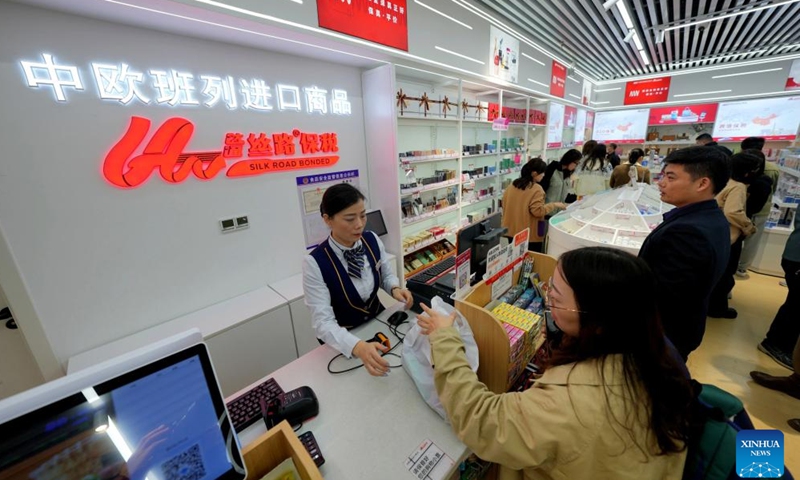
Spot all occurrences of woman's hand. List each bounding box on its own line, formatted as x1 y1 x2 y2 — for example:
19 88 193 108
555 202 567 210
417 303 457 335
392 287 414 308
352 340 390 376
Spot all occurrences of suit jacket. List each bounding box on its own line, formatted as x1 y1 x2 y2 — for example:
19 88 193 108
638 200 730 358
431 328 687 480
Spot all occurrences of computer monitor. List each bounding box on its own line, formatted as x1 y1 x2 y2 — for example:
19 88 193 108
365 209 388 237
0 331 245 480
456 212 506 283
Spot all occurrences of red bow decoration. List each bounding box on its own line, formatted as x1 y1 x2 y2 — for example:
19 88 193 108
396 89 408 115
419 93 431 116
461 100 469 118
441 96 453 117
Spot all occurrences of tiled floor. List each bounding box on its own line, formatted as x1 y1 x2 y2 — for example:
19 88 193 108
688 270 799 475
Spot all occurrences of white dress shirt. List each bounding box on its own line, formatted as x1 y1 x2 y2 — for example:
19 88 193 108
302 232 400 357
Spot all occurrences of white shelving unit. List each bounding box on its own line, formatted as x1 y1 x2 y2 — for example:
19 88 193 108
751 149 799 276
386 70 549 279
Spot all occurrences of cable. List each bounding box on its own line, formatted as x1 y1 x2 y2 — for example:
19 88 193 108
326 320 412 374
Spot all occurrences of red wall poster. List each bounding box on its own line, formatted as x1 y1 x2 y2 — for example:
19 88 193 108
624 77 671 105
317 0 408 51
648 103 718 125
550 61 566 98
564 106 577 128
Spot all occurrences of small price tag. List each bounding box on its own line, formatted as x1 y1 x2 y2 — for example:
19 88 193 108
404 439 455 480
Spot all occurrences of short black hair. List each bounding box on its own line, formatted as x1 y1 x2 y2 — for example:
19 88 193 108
696 133 713 141
609 143 618 150
320 183 366 217
743 148 766 176
741 137 765 151
664 146 730 194
729 152 761 184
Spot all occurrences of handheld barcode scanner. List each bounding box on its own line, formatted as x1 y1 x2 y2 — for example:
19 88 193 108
368 332 391 349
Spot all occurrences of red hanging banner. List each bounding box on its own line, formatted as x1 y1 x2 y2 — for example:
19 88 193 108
550 61 566 98
624 77 671 105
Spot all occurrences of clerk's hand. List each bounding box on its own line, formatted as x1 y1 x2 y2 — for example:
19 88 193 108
392 287 414 309
417 303 457 335
352 340 390 376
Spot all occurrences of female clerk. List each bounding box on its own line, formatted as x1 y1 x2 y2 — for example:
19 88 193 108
302 183 413 376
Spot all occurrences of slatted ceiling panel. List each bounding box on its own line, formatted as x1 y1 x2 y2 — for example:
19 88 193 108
474 0 800 80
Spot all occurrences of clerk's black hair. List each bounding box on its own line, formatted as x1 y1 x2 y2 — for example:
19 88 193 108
320 183 366 217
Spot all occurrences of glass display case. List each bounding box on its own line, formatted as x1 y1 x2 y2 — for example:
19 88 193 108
546 183 674 257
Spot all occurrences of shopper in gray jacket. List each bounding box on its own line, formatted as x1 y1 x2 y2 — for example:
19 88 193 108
541 149 581 206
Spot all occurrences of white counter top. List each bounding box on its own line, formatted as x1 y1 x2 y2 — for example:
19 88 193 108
229 302 469 480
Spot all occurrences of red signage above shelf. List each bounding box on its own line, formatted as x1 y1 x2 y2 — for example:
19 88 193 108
624 77 671 105
317 0 408 51
550 61 566 98
648 103 719 125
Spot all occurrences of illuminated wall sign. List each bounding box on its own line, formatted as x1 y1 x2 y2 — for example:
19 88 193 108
19 53 352 115
624 77 671 105
103 116 340 189
317 0 408 51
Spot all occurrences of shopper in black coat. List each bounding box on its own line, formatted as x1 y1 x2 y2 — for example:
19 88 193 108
639 147 731 360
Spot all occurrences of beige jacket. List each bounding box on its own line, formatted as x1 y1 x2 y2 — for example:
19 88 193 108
502 183 559 242
610 163 651 189
431 328 686 480
716 179 756 243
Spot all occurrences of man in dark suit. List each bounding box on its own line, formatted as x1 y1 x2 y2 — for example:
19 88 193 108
639 146 731 360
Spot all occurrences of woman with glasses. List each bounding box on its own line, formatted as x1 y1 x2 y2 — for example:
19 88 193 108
417 247 693 479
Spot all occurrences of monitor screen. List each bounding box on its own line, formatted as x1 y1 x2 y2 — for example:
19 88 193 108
456 212 504 282
0 344 244 480
365 209 388 237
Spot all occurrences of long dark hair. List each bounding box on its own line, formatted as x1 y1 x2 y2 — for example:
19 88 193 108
629 148 645 164
582 144 610 171
549 247 692 456
512 157 547 190
582 140 597 157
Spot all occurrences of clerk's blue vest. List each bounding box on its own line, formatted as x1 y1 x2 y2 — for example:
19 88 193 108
310 232 385 329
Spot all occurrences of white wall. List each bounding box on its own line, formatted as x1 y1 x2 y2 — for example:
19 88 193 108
162 0 586 105
0 2 369 367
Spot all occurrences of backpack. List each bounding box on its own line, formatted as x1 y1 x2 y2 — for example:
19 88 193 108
683 382 794 480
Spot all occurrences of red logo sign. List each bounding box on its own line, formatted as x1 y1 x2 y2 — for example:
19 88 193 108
624 77 671 105
528 109 546 125
648 103 718 125
550 61 566 98
103 117 340 188
317 0 408 51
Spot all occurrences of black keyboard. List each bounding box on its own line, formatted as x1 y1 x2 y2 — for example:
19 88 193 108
410 255 455 283
226 377 284 432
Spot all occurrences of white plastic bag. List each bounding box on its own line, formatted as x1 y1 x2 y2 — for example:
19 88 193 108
402 296 479 421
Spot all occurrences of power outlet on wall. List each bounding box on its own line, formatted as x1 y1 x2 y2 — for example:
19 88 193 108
219 215 249 233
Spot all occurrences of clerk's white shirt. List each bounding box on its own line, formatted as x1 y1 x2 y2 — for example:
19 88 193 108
302 232 400 357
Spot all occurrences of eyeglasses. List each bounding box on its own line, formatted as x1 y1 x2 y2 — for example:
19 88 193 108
545 278 587 315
